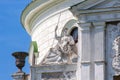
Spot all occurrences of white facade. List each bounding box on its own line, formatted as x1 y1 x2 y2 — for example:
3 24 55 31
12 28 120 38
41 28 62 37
21 0 120 80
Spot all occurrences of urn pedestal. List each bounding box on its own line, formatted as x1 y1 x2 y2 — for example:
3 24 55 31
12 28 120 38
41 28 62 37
12 52 28 80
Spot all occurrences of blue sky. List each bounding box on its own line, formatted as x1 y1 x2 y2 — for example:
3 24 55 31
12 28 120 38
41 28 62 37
0 0 31 80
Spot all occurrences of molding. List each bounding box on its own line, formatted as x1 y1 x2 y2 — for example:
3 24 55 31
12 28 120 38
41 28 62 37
21 0 84 35
78 7 120 14
92 22 105 29
31 64 77 73
70 0 120 24
89 0 120 9
21 0 65 35
78 22 92 31
71 0 120 15
81 61 91 64
77 8 120 23
92 22 105 26
76 0 105 10
61 19 78 36
70 0 105 16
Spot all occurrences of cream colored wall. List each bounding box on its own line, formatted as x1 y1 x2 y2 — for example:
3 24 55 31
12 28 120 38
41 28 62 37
31 10 76 65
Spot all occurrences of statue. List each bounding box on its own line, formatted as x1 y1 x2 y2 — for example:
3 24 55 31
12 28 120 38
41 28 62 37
43 26 77 64
112 36 120 75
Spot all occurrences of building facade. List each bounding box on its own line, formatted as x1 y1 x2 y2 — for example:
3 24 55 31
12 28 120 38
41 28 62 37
21 0 120 80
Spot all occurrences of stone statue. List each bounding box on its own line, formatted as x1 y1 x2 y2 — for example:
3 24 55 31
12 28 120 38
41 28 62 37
55 26 77 62
112 36 120 75
43 26 77 64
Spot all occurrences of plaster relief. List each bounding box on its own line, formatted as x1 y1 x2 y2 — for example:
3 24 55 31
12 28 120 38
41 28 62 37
106 22 120 79
112 36 120 75
43 27 77 64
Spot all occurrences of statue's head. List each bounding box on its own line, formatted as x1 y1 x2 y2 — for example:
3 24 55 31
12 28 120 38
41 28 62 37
113 36 120 54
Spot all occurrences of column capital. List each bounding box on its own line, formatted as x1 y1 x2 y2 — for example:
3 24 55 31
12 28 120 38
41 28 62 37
78 22 92 31
92 22 105 28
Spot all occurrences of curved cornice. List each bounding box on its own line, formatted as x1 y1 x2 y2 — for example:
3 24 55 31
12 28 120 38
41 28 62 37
21 0 66 35
21 0 84 35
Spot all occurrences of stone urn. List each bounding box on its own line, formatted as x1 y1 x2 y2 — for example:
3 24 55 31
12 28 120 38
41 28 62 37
12 52 28 73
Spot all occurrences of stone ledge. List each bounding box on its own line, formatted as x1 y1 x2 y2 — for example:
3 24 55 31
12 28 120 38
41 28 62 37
31 63 77 73
12 72 26 80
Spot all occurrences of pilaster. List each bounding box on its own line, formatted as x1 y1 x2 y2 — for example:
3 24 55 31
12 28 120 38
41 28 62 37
93 22 105 80
77 22 91 80
93 22 105 62
77 22 106 80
